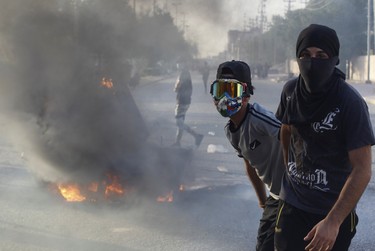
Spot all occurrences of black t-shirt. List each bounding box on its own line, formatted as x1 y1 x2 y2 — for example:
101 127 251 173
276 77 375 215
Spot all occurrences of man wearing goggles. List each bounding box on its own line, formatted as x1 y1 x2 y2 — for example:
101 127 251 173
210 60 284 251
211 79 248 117
211 79 248 99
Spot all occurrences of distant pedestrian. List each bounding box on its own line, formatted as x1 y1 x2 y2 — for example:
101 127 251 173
200 61 210 94
172 60 204 148
211 60 285 251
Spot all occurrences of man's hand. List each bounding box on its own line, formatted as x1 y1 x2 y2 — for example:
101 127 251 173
243 159 267 209
304 218 340 251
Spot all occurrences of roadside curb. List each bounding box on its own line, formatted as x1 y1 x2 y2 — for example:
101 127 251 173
364 96 375 105
348 81 375 105
139 74 175 86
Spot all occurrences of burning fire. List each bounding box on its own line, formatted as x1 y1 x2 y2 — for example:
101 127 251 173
55 172 126 202
157 190 174 203
57 183 86 202
53 173 181 203
103 172 125 198
100 77 113 88
56 182 178 203
156 185 186 202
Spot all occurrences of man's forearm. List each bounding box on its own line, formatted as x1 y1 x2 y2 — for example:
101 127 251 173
244 159 267 207
280 124 291 167
326 146 372 226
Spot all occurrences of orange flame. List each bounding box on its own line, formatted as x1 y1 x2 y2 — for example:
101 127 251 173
157 190 174 203
100 77 114 88
103 173 125 198
54 175 182 203
55 173 126 202
57 183 86 202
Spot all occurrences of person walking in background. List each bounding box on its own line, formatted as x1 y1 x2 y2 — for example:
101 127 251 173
172 59 204 148
211 60 285 251
275 24 375 251
200 61 210 94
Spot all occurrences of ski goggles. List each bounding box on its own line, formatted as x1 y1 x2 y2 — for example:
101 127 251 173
210 79 247 100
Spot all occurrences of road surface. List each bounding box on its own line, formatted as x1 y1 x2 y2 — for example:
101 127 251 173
0 71 374 250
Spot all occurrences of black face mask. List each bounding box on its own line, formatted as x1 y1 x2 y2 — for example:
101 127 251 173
297 56 338 94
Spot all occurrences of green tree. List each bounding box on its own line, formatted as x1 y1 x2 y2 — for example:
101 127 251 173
137 9 197 68
259 0 368 70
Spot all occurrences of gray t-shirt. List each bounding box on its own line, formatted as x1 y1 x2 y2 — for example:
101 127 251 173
225 103 284 198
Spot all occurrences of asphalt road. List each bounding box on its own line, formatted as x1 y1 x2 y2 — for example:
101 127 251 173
0 71 374 250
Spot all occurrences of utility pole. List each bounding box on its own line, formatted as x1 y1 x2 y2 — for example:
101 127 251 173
373 0 375 65
172 1 181 27
284 0 295 76
284 0 296 13
367 0 372 83
258 0 267 33
181 12 187 34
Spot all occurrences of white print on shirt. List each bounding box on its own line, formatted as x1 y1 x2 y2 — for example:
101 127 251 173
249 140 261 150
312 108 340 133
288 162 329 192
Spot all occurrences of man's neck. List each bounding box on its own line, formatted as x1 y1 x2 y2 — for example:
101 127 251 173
230 104 248 128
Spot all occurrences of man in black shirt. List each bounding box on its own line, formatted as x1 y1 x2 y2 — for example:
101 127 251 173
275 24 375 251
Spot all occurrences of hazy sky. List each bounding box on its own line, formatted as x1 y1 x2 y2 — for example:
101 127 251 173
188 0 306 57
136 0 306 57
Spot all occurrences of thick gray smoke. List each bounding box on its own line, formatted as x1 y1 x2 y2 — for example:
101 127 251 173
4 8 136 181
135 0 286 57
135 0 256 57
0 1 188 198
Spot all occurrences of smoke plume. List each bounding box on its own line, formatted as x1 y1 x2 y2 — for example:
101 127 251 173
0 1 188 198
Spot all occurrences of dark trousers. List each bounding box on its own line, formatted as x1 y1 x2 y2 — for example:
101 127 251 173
274 200 358 251
256 196 279 251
